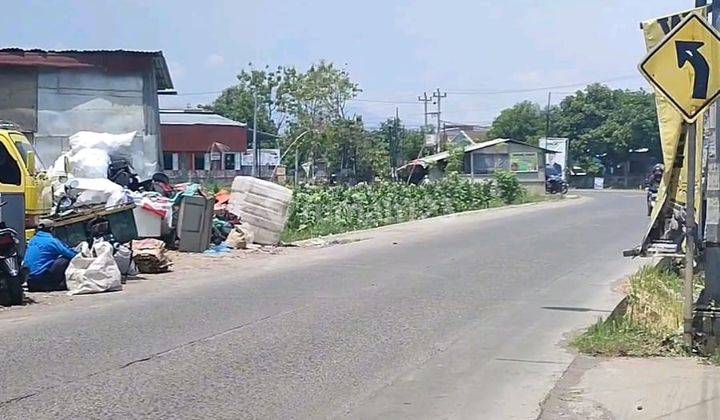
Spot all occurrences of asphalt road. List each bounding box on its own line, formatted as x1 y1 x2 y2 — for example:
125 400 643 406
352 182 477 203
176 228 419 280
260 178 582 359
0 191 647 419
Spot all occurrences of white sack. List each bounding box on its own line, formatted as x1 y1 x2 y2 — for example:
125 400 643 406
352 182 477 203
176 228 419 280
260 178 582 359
72 178 125 207
66 241 123 295
68 148 111 178
69 131 136 153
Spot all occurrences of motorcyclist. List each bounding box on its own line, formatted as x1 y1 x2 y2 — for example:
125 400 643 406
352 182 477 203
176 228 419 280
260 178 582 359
645 164 664 193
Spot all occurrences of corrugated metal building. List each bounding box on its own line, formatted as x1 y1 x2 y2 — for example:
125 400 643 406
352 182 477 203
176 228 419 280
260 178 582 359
0 48 174 178
160 109 248 181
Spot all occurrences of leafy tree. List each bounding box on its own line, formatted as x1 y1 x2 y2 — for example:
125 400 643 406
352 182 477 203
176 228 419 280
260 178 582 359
553 84 660 173
209 65 297 135
403 130 425 161
487 101 546 144
445 144 465 174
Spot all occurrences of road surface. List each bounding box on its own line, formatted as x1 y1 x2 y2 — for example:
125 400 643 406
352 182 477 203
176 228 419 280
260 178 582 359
0 191 647 419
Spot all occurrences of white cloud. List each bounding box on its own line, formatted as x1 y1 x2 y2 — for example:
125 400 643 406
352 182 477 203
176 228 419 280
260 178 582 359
205 53 225 69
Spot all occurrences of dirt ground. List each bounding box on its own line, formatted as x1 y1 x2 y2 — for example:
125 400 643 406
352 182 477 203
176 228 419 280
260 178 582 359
0 243 311 314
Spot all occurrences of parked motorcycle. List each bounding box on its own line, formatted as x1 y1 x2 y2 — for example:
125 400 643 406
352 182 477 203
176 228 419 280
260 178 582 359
0 202 24 306
545 175 569 194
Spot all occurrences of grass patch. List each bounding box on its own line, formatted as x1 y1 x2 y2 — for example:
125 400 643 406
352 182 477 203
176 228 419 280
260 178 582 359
572 318 671 357
572 265 688 357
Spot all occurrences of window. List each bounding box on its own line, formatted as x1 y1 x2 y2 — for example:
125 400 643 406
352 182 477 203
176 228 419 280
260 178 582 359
470 153 508 174
10 134 45 172
224 153 236 170
0 142 21 186
194 153 206 170
163 152 174 170
509 152 539 172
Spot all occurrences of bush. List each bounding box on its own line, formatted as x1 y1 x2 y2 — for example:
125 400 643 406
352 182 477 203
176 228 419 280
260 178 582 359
285 172 527 240
493 170 523 204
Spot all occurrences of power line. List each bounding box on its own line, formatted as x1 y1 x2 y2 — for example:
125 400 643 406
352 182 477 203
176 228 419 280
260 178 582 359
447 75 643 95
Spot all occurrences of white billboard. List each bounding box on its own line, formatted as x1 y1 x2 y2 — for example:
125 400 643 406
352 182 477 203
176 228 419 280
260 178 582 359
538 137 569 180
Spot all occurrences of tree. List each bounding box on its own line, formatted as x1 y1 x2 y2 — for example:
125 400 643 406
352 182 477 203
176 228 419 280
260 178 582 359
209 65 297 135
445 144 465 174
553 84 660 173
487 101 545 144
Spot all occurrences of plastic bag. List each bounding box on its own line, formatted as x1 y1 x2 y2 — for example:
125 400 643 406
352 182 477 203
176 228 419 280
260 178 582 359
65 241 123 295
69 131 136 153
72 178 125 207
68 148 111 178
114 244 139 277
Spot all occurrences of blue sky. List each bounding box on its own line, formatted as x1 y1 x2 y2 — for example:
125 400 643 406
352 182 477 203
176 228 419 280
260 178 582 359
4 0 693 129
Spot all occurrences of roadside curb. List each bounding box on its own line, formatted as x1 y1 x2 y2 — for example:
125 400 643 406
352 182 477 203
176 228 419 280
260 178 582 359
291 195 586 247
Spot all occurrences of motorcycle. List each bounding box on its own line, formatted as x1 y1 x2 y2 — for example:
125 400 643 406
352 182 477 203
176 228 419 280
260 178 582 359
545 175 569 194
0 202 24 306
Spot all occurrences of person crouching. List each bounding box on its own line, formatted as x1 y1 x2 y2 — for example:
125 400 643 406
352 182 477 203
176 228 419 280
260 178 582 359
24 220 77 292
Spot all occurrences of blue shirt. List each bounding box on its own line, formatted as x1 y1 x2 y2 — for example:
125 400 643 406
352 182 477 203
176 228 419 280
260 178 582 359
24 231 78 278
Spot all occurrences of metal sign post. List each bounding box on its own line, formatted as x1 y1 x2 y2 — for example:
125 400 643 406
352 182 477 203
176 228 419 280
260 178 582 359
685 122 697 346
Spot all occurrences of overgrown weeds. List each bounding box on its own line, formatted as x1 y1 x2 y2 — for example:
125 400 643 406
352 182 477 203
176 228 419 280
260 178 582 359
572 265 687 357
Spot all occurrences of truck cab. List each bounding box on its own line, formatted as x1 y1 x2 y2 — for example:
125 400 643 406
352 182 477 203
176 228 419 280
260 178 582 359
0 129 52 254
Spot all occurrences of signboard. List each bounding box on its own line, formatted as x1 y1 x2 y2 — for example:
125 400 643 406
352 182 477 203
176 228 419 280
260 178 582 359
241 149 281 166
538 137 568 180
210 152 222 161
509 153 538 172
638 8 706 254
594 177 605 190
639 12 720 122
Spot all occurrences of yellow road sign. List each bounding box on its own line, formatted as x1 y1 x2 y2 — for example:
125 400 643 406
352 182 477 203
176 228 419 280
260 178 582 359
640 12 720 122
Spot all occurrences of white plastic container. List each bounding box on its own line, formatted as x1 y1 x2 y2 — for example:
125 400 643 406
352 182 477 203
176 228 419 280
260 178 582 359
133 207 163 238
227 176 293 245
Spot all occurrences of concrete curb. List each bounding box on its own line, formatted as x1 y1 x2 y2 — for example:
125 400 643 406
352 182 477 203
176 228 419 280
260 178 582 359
291 195 586 247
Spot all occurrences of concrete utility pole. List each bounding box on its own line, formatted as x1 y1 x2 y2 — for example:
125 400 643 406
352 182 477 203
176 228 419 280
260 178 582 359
546 92 552 139
252 91 259 178
418 92 432 132
433 89 447 152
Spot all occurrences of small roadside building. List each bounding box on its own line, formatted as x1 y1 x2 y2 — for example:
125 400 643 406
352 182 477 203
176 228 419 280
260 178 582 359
400 138 554 194
0 48 174 179
160 109 248 182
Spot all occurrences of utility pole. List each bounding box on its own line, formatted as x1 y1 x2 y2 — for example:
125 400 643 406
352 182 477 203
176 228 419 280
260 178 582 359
433 89 447 152
546 92 552 139
696 0 720 348
252 91 258 178
418 92 432 132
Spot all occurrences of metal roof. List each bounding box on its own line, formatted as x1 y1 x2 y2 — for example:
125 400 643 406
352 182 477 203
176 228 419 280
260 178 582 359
420 138 556 164
160 110 247 127
0 48 174 90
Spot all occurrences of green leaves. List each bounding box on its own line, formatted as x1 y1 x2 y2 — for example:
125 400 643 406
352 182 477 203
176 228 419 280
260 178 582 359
285 174 525 240
487 101 546 144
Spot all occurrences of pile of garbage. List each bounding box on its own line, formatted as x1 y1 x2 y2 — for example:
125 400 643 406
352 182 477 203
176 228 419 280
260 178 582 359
43 130 294 281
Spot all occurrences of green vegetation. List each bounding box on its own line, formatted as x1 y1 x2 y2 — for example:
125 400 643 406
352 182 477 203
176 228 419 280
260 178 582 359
572 265 686 357
488 84 660 175
572 318 671 357
283 172 529 242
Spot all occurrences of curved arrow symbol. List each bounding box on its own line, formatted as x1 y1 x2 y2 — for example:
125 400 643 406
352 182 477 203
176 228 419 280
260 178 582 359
676 40 710 100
